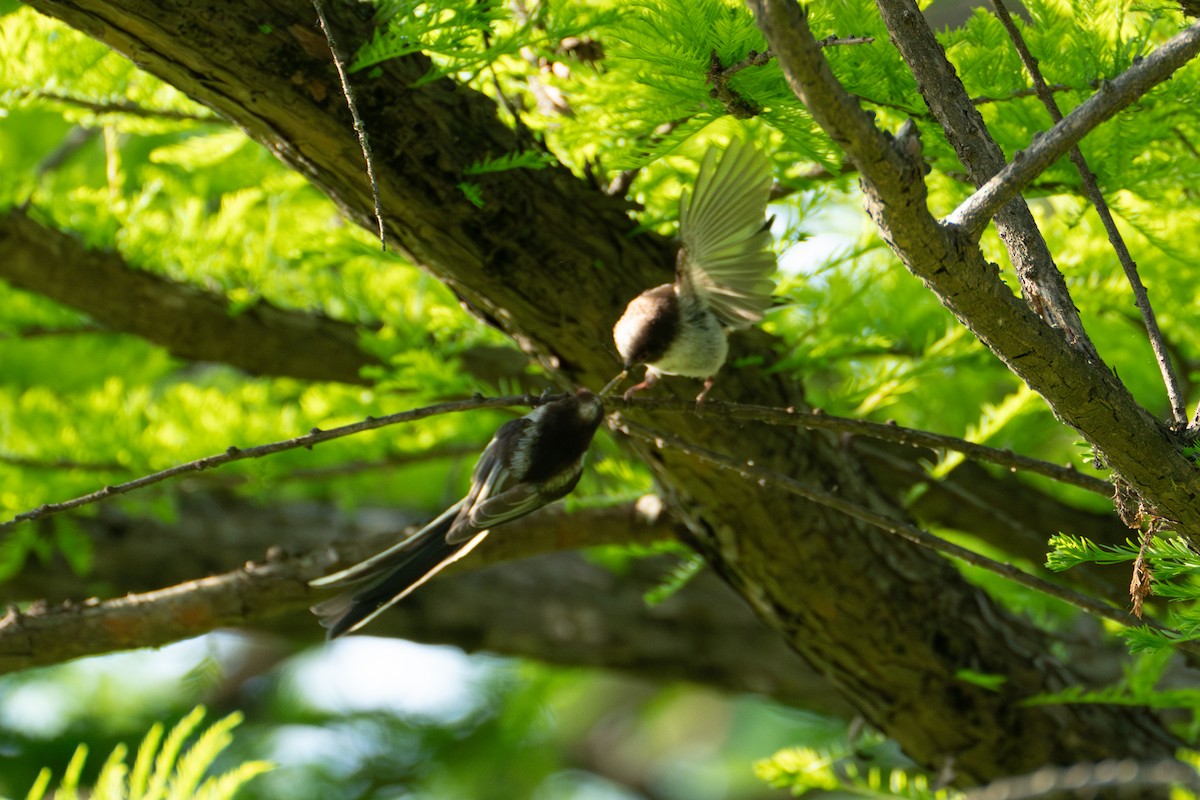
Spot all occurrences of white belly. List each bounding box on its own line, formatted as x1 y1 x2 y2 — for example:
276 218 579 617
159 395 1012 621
651 308 727 378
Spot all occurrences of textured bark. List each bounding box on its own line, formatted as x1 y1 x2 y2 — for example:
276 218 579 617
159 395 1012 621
877 0 1098 359
750 0 1200 537
18 0 1184 783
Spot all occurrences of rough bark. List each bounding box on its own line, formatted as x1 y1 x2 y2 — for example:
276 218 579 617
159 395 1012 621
750 0 1200 537
17 0 1186 783
877 0 1098 359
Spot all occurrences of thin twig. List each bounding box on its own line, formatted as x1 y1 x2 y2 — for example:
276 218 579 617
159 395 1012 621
20 90 220 122
18 126 98 210
817 35 875 47
0 393 550 534
621 397 1112 495
989 0 1187 427
312 0 387 251
618 418 1196 650
970 82 1074 105
708 50 765 118
710 39 877 117
0 454 128 473
722 37 875 79
719 48 774 79
208 443 482 486
964 759 1200 800
945 19 1200 237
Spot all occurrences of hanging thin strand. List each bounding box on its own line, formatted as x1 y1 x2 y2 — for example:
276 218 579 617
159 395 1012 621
621 396 1112 495
989 0 1187 427
313 0 387 250
617 417 1198 653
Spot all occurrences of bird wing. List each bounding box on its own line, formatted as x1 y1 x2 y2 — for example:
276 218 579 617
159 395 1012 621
465 482 548 530
444 415 538 544
677 139 777 329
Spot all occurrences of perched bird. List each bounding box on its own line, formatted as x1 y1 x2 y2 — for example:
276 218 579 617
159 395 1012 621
310 390 605 639
612 139 777 402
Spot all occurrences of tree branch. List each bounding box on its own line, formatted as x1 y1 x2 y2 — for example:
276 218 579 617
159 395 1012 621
0 502 675 675
22 0 1185 779
622 397 1111 494
0 393 549 533
873 0 1098 360
0 209 380 384
617 418 1165 640
945 20 1200 236
987 0 1187 426
311 0 385 248
750 0 1200 539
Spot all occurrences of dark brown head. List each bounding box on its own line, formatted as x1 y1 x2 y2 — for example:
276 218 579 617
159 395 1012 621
612 284 679 367
522 389 605 484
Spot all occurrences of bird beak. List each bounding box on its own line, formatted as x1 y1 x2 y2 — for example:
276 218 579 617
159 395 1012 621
598 370 628 399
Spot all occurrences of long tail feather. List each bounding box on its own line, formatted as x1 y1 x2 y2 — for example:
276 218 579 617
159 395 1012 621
309 501 466 589
311 515 488 639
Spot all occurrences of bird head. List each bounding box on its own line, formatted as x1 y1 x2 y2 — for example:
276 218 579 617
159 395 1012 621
612 284 679 367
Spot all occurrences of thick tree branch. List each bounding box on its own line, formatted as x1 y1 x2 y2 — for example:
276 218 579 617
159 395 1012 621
750 0 1200 538
944 20 1200 236
0 209 380 384
874 0 1098 360
0 502 673 674
0 206 538 387
0 501 859 717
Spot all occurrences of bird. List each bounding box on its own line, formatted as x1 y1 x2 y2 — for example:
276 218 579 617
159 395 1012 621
309 389 606 639
612 138 777 403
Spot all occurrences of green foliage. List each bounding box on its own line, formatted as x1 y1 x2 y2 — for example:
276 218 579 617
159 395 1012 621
1047 532 1200 658
1025 647 1200 741
12 707 270 800
755 733 960 799
357 0 613 85
0 4 537 572
462 149 555 175
642 552 705 606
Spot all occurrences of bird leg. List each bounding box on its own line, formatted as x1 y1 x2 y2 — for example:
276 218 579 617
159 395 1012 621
622 370 659 401
694 377 715 414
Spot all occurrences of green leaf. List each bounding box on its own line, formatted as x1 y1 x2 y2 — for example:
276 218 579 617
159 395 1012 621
17 706 271 800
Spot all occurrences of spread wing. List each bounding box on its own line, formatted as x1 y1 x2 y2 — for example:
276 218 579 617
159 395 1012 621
677 139 777 329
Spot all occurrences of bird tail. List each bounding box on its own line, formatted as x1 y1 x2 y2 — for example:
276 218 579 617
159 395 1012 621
310 501 488 639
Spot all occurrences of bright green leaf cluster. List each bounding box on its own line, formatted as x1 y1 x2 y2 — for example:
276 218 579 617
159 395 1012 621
755 741 961 799
11 707 271 800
